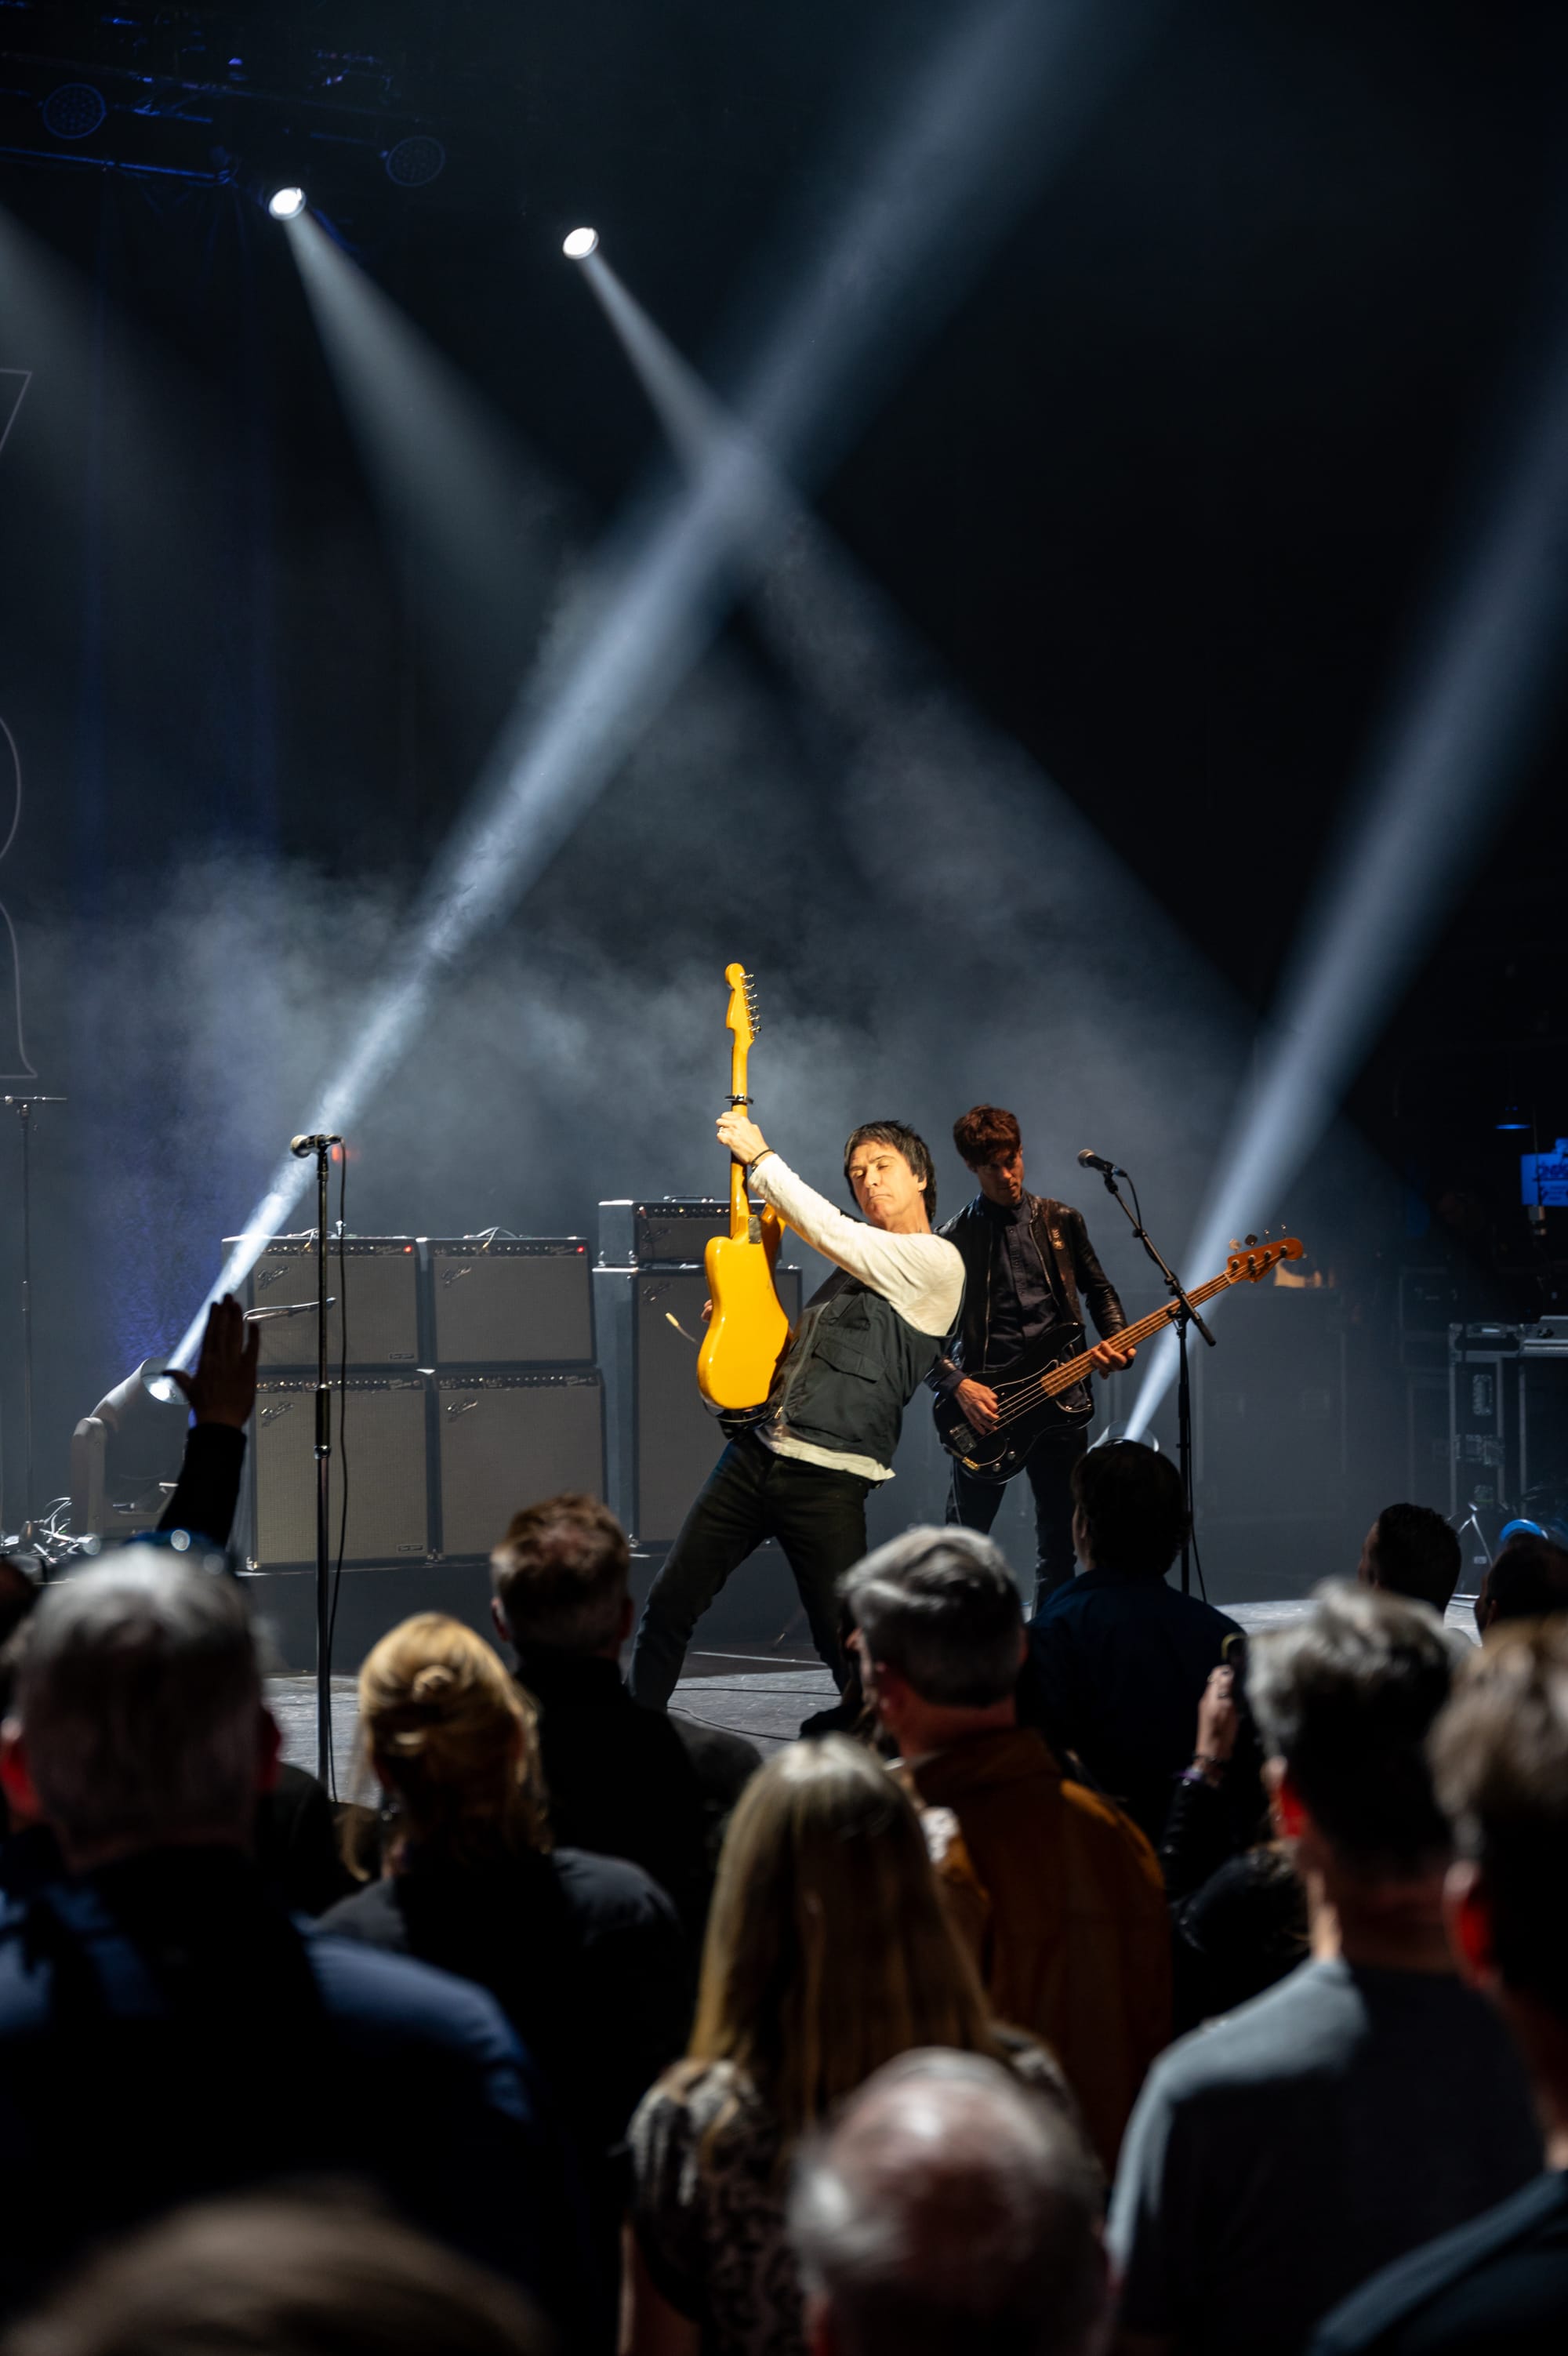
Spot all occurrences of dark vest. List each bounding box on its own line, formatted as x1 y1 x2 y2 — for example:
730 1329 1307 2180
771 1271 944 1470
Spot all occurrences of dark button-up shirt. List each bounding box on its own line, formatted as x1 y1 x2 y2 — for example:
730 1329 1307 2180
973 1194 1059 1367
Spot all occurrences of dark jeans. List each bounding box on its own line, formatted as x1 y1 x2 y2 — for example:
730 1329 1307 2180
946 1425 1087 1611
629 1432 871 1708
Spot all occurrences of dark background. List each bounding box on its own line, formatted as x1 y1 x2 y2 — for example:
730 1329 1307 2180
0 0 1563 1592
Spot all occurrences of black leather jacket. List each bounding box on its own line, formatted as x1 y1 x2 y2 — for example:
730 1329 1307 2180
929 1192 1127 1393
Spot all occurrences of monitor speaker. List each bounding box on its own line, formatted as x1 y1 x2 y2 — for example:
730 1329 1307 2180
435 1370 605 1558
238 1238 422 1370
252 1375 430 1567
429 1240 593 1366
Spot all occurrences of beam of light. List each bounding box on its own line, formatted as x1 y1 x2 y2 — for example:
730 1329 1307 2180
1125 290 1568 1439
283 209 568 722
169 0 1159 1371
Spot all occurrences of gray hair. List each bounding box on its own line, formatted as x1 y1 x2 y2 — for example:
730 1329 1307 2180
840 1528 1022 1708
1245 1580 1455 1879
14 1552 262 1855
789 2050 1106 2356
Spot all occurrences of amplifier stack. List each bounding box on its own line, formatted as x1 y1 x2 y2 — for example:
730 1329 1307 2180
241 1236 604 1588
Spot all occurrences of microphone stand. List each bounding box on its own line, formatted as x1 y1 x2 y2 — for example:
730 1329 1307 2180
1095 1162 1214 1595
310 1141 333 1786
3 1095 66 1540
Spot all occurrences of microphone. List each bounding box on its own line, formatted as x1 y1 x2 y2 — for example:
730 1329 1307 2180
1077 1149 1120 1175
290 1134 343 1158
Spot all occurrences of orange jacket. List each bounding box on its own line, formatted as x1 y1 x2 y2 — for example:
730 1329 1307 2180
906 1726 1171 2173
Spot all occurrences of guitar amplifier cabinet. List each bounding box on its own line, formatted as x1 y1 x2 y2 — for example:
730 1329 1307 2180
435 1370 604 1558
593 1264 802 1545
235 1236 421 1370
599 1200 765 1268
251 1375 430 1568
429 1239 593 1367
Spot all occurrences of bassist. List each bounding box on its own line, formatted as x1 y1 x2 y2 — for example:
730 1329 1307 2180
935 1104 1134 1608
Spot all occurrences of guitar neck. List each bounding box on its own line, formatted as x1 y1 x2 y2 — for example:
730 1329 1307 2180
1043 1269 1235 1398
728 1036 750 1236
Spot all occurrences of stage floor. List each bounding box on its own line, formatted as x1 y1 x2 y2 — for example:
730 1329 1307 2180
270 1594 1482 1787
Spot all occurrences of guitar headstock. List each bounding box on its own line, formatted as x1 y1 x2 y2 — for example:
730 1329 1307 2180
724 961 760 1049
1225 1235 1304 1284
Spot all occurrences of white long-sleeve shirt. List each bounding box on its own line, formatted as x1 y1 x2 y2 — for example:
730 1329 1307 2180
749 1153 964 1480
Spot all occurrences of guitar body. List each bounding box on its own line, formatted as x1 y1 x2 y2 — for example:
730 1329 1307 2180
699 1212 790 1410
933 1327 1093 1479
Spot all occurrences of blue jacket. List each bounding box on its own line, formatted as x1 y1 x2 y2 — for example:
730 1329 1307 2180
1022 1566 1240 1841
0 1846 588 2329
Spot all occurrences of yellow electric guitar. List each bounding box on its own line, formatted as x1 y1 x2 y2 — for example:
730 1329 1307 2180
697 964 791 1411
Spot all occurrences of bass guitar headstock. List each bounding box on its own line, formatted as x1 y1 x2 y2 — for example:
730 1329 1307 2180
1225 1234 1304 1284
724 961 760 1051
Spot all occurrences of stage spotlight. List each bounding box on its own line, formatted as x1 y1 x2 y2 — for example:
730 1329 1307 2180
41 84 106 141
562 227 599 260
385 134 445 189
1497 1105 1531 1132
267 185 307 221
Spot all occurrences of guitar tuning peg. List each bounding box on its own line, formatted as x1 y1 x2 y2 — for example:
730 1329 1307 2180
1245 1232 1258 1247
1229 1238 1240 1252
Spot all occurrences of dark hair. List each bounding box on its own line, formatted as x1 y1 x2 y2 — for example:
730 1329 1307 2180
490 1492 629 1651
953 1106 1022 1170
840 1528 1022 1708
0 2191 546 2356
1247 1582 1454 1879
1069 1443 1186 1579
1430 1621 1568 2024
1370 1504 1462 1615
1483 1534 1568 1629
843 1123 937 1223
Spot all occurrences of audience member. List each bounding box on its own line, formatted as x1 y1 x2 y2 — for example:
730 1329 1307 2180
789 2049 1108 2356
1475 1531 1568 1636
0 2192 546 2356
1109 1583 1541 2356
626 1737 1076 2356
1357 1503 1463 1617
1160 1659 1307 2031
2 1301 347 1919
319 1610 690 2321
842 1526 1170 2171
491 1493 759 1936
0 1554 583 2330
1021 1442 1239 1841
1311 1619 1568 2351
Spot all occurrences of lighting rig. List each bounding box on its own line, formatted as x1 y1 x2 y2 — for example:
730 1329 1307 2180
0 0 448 206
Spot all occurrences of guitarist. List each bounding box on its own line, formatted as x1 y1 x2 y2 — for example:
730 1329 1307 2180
628 1113 963 1726
935 1105 1134 1609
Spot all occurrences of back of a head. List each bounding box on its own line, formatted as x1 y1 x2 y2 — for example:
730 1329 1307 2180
693 1737 992 2140
1070 1441 1187 1579
357 1614 547 1864
1246 1581 1454 1880
789 2050 1105 2356
16 1553 259 1859
1368 1502 1463 1616
840 1527 1021 1708
1484 1533 1568 1630
0 2191 546 2356
489 1492 629 1654
1430 1621 1568 2027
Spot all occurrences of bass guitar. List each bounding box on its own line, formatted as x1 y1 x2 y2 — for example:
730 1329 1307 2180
933 1234 1304 1476
696 964 791 1412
